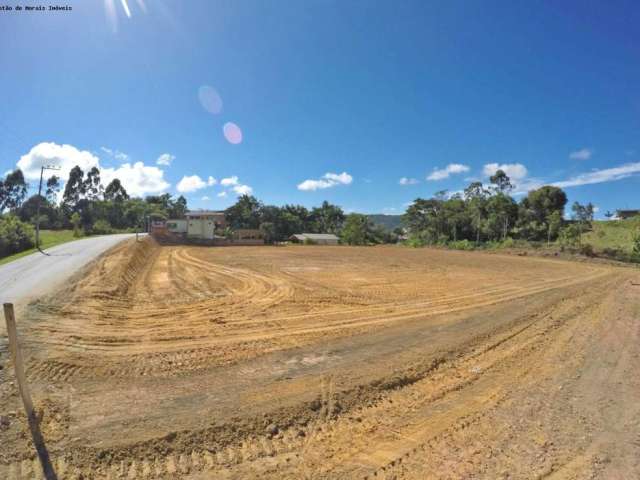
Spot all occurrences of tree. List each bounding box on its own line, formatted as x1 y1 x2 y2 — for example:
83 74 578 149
170 195 188 219
45 175 60 203
516 186 567 241
16 194 57 228
547 210 562 246
259 222 276 244
489 169 513 194
486 193 517 240
104 178 129 202
225 195 262 229
84 167 103 200
572 201 594 234
62 166 85 209
70 212 82 237
341 213 374 245
464 182 489 244
311 201 345 233
0 169 28 211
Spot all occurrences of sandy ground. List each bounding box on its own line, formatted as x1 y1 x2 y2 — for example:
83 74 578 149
0 238 638 479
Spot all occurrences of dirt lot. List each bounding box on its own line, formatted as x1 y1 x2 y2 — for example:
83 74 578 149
1 238 639 479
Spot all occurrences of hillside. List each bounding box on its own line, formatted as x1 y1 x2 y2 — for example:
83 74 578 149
368 214 403 231
582 218 639 254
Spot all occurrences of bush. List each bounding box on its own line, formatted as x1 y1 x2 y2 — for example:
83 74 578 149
559 224 581 249
448 239 475 251
405 235 425 248
499 237 516 248
0 215 35 258
91 219 113 235
579 243 595 257
303 237 317 245
632 231 640 261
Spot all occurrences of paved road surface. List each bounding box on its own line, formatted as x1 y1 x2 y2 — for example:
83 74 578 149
0 234 139 306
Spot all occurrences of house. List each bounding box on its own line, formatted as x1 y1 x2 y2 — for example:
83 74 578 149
289 233 340 245
166 219 188 236
185 210 226 240
615 209 640 220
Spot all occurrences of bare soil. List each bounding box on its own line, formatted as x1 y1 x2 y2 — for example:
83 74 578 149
1 238 638 479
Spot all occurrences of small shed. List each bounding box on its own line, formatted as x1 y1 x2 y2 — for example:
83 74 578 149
289 233 340 245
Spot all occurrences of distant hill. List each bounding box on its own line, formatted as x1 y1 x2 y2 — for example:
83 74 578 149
367 214 403 231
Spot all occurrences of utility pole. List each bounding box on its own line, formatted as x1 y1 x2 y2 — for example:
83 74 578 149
35 165 61 254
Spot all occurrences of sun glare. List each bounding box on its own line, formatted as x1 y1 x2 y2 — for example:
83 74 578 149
105 0 146 32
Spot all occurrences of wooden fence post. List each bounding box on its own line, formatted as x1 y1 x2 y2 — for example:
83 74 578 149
3 303 57 480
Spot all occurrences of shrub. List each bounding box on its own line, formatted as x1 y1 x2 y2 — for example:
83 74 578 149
579 243 595 257
629 231 640 263
303 237 317 245
91 219 113 235
405 236 425 248
559 224 581 249
499 237 516 248
448 239 475 251
0 214 35 258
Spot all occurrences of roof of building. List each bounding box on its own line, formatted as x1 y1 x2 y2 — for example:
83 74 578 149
290 233 340 241
186 210 225 217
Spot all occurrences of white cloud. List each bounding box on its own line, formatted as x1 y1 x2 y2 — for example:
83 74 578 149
18 142 100 181
220 175 239 186
101 146 130 162
17 142 169 198
176 175 207 193
217 175 252 196
482 162 528 181
207 176 217 186
552 162 640 189
426 163 470 181
102 162 169 197
156 153 175 166
201 196 210 201
297 171 353 191
399 177 419 185
569 148 593 161
233 184 253 195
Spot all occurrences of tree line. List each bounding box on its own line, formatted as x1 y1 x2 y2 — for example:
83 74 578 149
0 166 188 256
403 169 594 248
222 194 396 244
1 164 600 258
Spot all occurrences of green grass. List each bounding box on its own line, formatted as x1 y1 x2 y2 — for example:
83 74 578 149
582 218 640 254
0 230 81 266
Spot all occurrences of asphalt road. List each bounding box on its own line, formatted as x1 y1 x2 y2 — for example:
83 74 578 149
0 233 139 306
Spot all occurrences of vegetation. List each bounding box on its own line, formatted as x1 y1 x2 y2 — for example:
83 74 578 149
0 229 78 265
3 164 639 263
224 196 348 242
403 171 570 247
0 215 34 258
0 166 188 260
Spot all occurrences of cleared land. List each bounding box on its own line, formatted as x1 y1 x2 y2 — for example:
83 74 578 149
1 238 638 479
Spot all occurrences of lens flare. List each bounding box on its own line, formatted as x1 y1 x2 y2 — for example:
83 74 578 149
198 86 223 114
223 122 243 145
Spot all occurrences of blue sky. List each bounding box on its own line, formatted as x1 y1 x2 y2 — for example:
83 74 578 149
1 0 639 217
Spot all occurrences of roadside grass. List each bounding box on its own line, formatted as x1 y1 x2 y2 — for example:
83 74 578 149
0 230 81 265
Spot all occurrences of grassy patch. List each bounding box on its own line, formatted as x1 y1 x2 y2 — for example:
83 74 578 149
582 218 640 254
0 230 81 265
